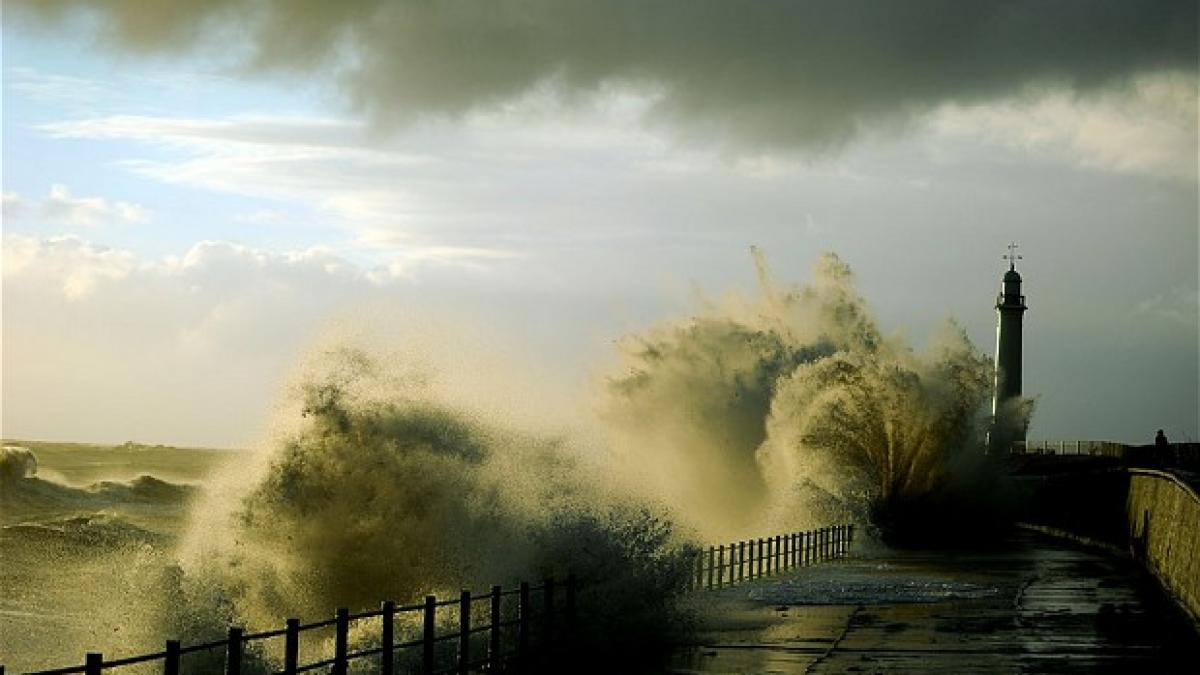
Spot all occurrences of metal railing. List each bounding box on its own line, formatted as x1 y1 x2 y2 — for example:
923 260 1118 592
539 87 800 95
687 524 853 591
1010 440 1125 457
12 577 575 675
7 523 859 674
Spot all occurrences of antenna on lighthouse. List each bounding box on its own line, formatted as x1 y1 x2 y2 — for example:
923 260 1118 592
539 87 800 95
1003 242 1022 271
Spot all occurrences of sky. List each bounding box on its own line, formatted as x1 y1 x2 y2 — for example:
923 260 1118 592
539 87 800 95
2 0 1197 448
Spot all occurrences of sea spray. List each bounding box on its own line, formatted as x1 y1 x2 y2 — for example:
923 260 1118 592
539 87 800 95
758 322 1005 539
604 250 1024 542
176 343 694 669
0 445 38 480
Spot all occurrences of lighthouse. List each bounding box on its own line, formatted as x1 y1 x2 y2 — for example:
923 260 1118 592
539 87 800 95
991 243 1027 453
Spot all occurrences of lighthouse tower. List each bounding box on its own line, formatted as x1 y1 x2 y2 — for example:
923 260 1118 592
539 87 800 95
991 243 1027 452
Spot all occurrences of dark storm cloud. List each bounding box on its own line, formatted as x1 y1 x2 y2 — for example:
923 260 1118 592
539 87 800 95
15 0 1198 148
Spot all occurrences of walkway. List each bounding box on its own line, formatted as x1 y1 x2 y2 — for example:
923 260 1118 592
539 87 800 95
671 531 1197 673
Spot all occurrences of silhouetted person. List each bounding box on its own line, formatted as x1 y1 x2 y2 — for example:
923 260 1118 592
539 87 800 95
1155 429 1170 466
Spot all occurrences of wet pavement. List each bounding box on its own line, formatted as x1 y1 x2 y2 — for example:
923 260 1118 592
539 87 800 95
672 531 1198 673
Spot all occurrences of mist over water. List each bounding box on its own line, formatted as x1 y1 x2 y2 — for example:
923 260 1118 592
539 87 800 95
2 250 1023 670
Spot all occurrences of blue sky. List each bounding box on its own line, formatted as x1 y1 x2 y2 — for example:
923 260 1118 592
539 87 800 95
4 23 343 257
3 2 1197 447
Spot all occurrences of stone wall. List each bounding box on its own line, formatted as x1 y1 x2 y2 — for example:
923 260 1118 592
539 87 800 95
1127 469 1200 624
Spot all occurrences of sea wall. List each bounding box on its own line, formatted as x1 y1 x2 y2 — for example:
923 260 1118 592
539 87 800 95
1127 469 1200 624
1013 468 1130 546
1017 467 1200 625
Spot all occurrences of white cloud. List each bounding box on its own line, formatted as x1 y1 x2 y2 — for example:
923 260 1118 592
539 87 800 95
5 184 151 227
0 233 411 445
5 66 118 111
36 109 667 261
931 73 1198 182
0 232 634 446
1 234 385 300
2 234 138 299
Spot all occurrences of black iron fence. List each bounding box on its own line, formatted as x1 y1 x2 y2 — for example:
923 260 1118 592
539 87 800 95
7 524 858 675
1012 440 1200 469
686 524 853 591
1011 440 1125 457
12 578 574 675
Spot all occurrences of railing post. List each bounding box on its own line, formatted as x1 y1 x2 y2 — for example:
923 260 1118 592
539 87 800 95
226 627 243 675
746 539 754 579
86 652 102 675
756 538 764 578
728 543 734 585
716 545 725 588
738 541 746 582
284 618 300 675
458 590 471 675
423 595 437 675
332 609 349 675
518 582 531 664
706 547 715 589
164 640 180 675
489 585 502 673
777 535 783 570
381 600 395 675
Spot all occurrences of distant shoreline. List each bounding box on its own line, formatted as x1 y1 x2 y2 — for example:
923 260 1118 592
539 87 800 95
3 438 242 453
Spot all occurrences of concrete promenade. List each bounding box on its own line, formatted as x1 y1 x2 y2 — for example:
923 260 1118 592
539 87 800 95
672 530 1197 673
